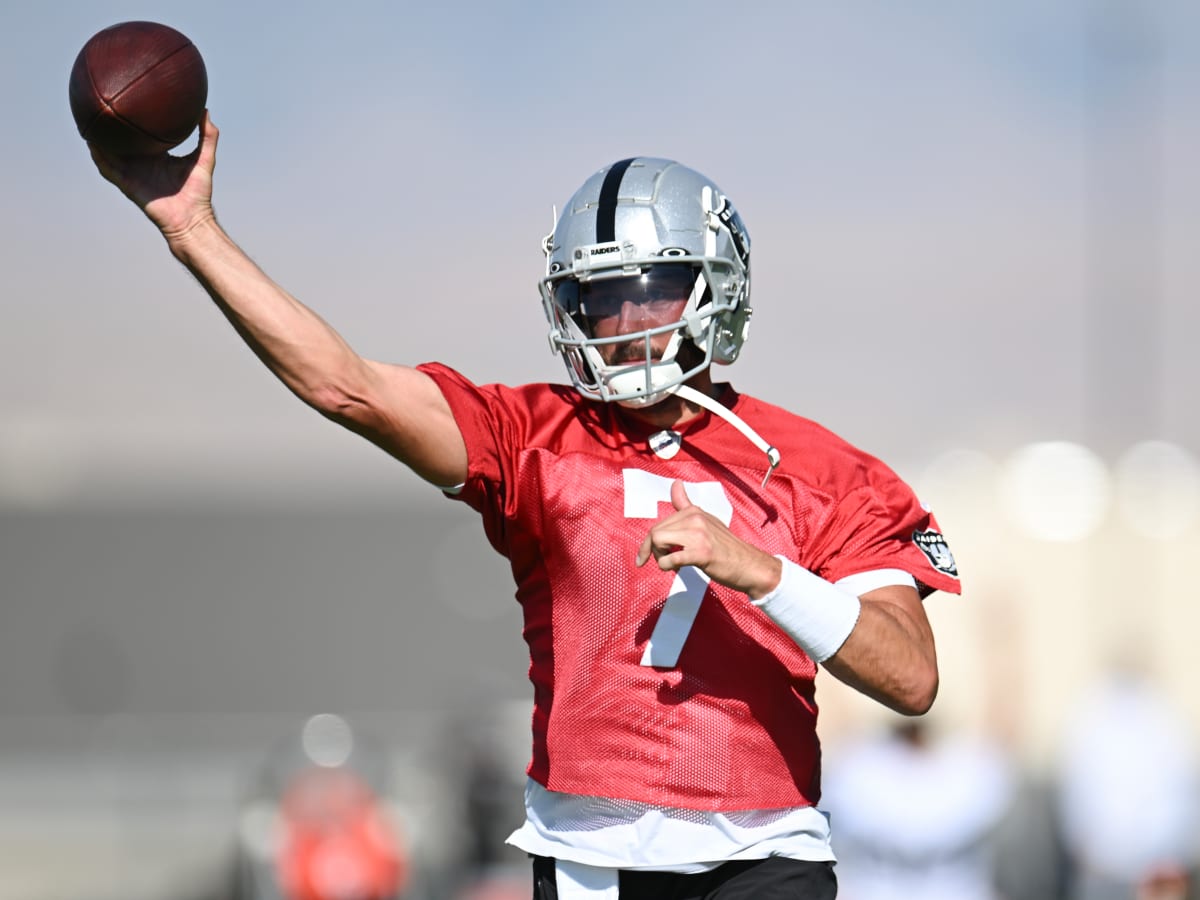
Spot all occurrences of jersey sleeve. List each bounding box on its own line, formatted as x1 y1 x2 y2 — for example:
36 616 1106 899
808 468 961 598
415 362 525 553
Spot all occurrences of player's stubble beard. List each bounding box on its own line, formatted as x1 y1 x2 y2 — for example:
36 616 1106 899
605 337 704 369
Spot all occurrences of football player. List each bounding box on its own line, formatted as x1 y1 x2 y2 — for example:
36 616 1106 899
90 116 961 900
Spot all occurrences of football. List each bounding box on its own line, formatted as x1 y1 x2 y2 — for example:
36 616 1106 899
69 21 208 156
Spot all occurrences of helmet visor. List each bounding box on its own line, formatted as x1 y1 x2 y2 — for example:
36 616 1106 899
552 264 700 334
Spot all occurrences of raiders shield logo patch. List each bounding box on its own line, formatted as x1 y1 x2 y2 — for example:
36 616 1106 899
913 530 958 577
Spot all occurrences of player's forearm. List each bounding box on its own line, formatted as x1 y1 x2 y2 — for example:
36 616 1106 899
822 596 939 716
749 562 937 714
166 217 370 417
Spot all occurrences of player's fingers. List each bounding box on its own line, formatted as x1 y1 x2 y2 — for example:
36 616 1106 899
670 480 693 511
195 110 218 170
652 545 690 572
649 522 701 569
88 143 120 182
87 144 144 204
636 532 654 567
638 520 687 569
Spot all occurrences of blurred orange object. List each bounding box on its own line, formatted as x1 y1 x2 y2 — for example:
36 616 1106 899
1137 863 1191 900
275 767 407 900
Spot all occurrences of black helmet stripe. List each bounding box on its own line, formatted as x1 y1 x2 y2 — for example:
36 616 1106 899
596 158 637 244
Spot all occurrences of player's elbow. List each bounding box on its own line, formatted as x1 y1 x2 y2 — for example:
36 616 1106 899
308 375 380 432
896 664 939 716
830 656 939 716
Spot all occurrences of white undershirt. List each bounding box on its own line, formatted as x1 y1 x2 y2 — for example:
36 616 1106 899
508 778 833 872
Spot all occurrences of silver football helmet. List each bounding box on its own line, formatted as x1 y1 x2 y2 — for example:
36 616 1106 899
540 158 752 408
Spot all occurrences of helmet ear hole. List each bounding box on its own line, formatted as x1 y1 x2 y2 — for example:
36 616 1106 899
712 294 751 365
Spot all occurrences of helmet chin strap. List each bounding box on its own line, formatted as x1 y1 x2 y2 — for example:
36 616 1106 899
674 384 782 487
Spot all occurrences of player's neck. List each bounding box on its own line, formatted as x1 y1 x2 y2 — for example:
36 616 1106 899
620 373 720 430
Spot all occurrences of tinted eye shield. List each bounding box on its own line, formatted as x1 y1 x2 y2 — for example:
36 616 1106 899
550 264 699 329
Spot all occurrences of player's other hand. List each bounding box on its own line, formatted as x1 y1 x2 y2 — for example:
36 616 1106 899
89 110 218 244
636 480 782 599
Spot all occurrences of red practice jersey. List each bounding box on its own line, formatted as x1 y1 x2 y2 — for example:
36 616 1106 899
420 363 961 811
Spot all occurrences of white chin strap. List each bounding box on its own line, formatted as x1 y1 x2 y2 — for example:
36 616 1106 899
675 384 782 487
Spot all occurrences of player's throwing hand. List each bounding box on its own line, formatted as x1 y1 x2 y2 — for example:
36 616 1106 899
89 111 218 242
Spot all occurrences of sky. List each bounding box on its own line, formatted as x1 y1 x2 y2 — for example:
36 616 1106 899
1 0 1198 509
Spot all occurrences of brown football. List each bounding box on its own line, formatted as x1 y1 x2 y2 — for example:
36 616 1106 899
69 21 207 156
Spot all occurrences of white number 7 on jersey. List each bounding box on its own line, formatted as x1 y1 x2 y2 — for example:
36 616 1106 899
623 469 734 668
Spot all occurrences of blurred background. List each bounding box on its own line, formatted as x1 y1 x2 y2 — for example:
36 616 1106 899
2 1 1199 898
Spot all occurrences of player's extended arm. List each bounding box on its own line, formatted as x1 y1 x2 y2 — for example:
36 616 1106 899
88 113 468 488
637 480 938 716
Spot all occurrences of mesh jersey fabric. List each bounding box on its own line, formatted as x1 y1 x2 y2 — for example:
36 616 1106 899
418 362 960 811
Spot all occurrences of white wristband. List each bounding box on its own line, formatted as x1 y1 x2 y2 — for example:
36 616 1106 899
751 555 862 663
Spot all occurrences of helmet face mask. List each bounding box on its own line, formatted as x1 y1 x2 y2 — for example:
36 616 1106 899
540 158 752 408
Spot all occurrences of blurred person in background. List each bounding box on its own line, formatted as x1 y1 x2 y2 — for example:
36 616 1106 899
89 118 962 899
273 766 407 900
1056 659 1199 900
235 716 408 900
821 718 1015 900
